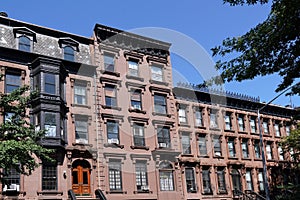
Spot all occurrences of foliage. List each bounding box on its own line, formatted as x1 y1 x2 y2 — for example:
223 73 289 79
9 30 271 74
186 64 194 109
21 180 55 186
211 0 300 95
0 85 53 179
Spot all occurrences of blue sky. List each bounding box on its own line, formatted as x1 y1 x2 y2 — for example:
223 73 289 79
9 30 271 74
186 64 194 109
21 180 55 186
1 0 298 107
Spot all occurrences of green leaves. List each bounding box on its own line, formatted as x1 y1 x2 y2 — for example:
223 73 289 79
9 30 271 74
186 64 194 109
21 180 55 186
213 0 300 95
0 85 53 178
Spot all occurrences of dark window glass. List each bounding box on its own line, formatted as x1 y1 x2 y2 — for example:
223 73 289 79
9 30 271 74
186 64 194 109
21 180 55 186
133 123 145 146
213 136 222 156
42 164 57 190
2 168 20 189
131 90 142 110
154 94 167 114
181 133 191 154
224 113 232 130
185 168 196 193
128 60 139 77
195 109 203 126
157 127 170 148
44 73 56 94
18 35 31 52
105 85 117 107
210 111 218 128
202 168 212 194
74 84 87 105
104 54 115 72
45 112 56 137
228 138 236 157
254 140 261 158
217 169 227 193
198 135 207 155
75 117 88 144
242 139 249 158
64 46 75 61
107 121 119 144
5 72 21 93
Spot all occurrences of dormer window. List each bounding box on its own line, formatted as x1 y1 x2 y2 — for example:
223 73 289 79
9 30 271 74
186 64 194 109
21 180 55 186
58 37 79 62
18 35 31 52
64 46 75 61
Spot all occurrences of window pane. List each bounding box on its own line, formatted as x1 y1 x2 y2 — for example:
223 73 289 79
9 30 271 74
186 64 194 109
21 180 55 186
135 162 148 190
158 127 170 148
128 60 139 76
202 169 212 194
181 133 191 154
195 110 203 126
107 121 119 144
5 73 21 93
64 46 75 61
19 36 31 52
198 135 207 155
45 112 56 137
151 65 163 81
42 164 57 190
109 161 122 190
104 54 115 71
75 118 88 144
44 73 56 94
74 85 86 105
154 94 167 114
185 168 196 192
133 124 145 146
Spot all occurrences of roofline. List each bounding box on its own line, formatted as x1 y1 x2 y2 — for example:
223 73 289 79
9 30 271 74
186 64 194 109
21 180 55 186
0 15 93 45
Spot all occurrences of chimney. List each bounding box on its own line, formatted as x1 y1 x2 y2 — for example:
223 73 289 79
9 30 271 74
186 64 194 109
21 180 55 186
0 12 8 17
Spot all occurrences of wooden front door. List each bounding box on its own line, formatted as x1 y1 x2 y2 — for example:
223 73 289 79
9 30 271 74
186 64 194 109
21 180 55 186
72 160 91 196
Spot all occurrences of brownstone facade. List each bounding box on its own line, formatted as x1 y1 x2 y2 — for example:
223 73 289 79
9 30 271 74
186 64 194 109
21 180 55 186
0 14 297 200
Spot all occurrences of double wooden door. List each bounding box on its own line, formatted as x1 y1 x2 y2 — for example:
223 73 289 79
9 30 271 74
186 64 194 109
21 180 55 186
72 160 91 195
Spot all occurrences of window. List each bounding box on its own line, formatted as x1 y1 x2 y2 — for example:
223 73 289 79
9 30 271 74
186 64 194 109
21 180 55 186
242 139 249 158
44 73 56 94
135 161 148 191
109 160 122 191
198 134 207 156
181 133 191 154
159 161 174 191
105 85 117 107
5 72 21 93
133 123 145 147
75 116 88 144
74 83 87 105
202 168 212 194
263 120 269 134
185 168 196 193
286 125 290 136
104 54 115 72
245 170 253 191
45 112 57 137
266 143 273 160
195 109 203 127
213 136 222 156
238 115 245 132
278 146 284 160
224 113 232 130
107 121 119 144
178 107 187 123
274 122 281 137
157 127 170 148
2 168 20 190
154 94 167 114
130 90 142 110
217 168 227 193
18 35 31 52
227 138 236 157
258 171 265 192
42 163 57 190
254 140 261 158
210 110 218 128
151 65 163 82
128 60 139 77
250 117 257 133
64 46 75 61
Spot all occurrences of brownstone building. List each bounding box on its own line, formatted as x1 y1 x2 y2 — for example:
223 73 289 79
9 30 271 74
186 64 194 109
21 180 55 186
0 13 297 200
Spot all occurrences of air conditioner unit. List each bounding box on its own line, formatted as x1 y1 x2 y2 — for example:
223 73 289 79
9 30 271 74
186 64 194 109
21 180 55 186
108 138 119 144
159 143 167 148
141 185 149 191
3 184 20 192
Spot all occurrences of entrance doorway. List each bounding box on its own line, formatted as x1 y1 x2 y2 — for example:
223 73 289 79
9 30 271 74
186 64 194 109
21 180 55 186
231 169 242 193
72 160 91 196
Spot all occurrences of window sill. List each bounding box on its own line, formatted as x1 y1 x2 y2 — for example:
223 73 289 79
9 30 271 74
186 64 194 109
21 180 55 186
209 127 220 131
254 158 262 161
130 145 149 150
149 80 168 86
71 104 91 109
263 134 272 137
178 122 190 127
72 142 93 147
104 143 124 149
217 190 228 194
181 154 194 157
224 129 235 133
202 192 213 195
37 190 63 195
228 156 238 160
126 75 144 82
194 125 206 129
134 190 153 194
128 108 146 114
251 132 259 135
213 155 224 159
101 105 122 111
238 131 248 134
100 69 120 77
198 155 209 158
242 157 251 160
106 190 127 194
152 112 171 117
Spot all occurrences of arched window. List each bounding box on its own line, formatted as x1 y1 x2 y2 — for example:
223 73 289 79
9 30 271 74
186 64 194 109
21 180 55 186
159 161 174 191
64 46 75 61
18 35 31 52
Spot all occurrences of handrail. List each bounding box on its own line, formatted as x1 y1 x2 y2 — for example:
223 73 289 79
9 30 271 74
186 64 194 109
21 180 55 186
68 189 76 200
233 189 254 200
95 189 107 200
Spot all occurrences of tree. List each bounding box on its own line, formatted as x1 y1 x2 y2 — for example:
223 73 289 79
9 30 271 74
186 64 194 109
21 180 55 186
211 0 300 95
0 85 52 181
